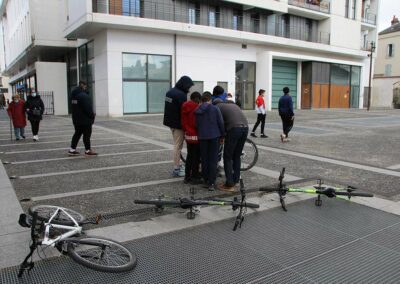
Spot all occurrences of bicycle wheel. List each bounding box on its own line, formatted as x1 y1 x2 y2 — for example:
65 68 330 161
28 205 86 226
241 138 258 171
134 199 182 207
67 237 136 273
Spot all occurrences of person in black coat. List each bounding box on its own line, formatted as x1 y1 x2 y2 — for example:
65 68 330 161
163 75 194 177
24 91 45 141
68 81 97 156
278 87 295 142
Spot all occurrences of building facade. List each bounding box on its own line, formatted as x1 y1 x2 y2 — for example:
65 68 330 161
373 16 400 108
0 0 380 116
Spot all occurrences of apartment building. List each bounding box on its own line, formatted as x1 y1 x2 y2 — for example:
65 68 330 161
374 16 400 108
0 0 380 116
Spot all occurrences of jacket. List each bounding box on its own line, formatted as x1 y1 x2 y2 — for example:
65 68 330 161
194 103 225 140
255 95 266 114
216 101 248 132
181 100 199 144
7 100 26 128
211 92 228 103
71 87 95 126
163 76 194 129
25 95 45 121
278 94 294 117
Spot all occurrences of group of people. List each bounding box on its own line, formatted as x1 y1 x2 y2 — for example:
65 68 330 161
6 91 44 141
164 76 295 192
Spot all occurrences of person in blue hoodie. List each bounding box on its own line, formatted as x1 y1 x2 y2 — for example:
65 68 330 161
278 87 294 142
211 85 228 103
195 92 225 191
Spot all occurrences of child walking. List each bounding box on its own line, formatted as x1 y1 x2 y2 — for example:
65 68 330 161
250 89 267 138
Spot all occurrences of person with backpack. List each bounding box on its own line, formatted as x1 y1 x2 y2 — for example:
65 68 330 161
278 87 294 142
7 94 26 141
163 76 194 177
181 92 201 184
24 90 44 141
250 89 268 138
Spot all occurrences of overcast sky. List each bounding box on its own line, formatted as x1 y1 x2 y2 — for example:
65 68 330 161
378 0 400 31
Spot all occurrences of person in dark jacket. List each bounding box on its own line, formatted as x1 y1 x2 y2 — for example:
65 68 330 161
68 81 97 156
163 75 194 177
215 99 249 191
195 92 225 191
181 92 201 184
278 87 294 143
7 94 26 140
24 90 45 141
211 85 227 103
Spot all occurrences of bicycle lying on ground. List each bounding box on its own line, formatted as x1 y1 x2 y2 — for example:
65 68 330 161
259 168 374 211
134 179 259 230
180 137 258 171
17 205 137 278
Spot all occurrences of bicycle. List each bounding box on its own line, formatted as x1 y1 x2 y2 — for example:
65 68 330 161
180 137 258 171
17 205 137 278
259 167 374 211
134 179 259 230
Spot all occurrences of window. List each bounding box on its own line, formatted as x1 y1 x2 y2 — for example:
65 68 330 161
209 6 216 27
387 44 395 58
122 53 171 114
385 64 392 76
217 82 228 92
188 3 197 24
251 13 260 33
122 0 140 17
346 0 356 19
190 81 204 95
233 10 242 31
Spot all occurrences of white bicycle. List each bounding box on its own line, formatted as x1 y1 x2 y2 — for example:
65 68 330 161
18 205 137 278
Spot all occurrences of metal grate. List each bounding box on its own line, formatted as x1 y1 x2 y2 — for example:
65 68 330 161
1 198 400 284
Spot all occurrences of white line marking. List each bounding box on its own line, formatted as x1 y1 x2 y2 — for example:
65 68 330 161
115 119 169 131
0 137 128 147
4 142 145 154
11 149 168 164
249 166 301 181
387 164 400 170
0 133 109 141
18 160 172 179
30 178 183 201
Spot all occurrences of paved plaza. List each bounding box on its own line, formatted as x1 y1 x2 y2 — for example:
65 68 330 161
1 108 400 283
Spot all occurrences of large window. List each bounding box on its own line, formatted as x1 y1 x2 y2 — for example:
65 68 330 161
122 0 140 16
79 41 95 103
122 53 171 114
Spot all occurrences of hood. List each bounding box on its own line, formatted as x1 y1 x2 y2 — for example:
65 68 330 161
194 103 211 115
175 76 194 93
71 86 82 98
182 101 199 115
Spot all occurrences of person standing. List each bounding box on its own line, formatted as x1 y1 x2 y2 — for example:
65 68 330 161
7 94 26 141
68 81 97 156
195 93 225 191
250 89 268 138
181 92 201 184
163 75 194 177
278 87 294 142
214 99 249 192
25 90 44 141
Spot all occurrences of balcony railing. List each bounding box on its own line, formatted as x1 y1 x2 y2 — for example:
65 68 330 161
361 40 373 51
362 13 377 25
92 0 331 45
288 0 331 14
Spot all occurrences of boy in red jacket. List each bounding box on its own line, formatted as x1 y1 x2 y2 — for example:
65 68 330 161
181 92 202 184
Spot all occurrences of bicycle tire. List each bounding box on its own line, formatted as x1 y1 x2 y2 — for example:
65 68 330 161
28 205 86 226
134 199 182 207
240 138 258 171
259 186 278 193
67 237 136 273
335 192 374 197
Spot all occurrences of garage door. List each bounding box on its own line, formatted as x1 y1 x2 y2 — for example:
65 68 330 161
272 60 297 109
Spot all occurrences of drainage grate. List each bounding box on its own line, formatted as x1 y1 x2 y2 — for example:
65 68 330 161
1 199 400 284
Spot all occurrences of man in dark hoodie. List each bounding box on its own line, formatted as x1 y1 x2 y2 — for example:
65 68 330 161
163 75 194 177
68 81 97 156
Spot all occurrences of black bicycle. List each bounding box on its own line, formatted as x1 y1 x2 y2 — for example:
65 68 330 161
259 167 374 211
134 179 259 230
180 138 258 171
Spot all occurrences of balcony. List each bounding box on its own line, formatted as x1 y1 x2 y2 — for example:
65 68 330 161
91 0 330 45
288 0 331 14
362 13 377 26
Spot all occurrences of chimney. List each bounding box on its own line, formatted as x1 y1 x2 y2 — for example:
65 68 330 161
391 15 399 26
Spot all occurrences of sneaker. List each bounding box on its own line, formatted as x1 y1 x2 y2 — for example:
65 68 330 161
260 134 268 138
33 135 39 142
85 150 98 156
179 164 186 176
68 150 80 156
21 135 26 139
172 168 185 177
280 134 286 143
15 137 20 141
207 184 216 192
250 133 257 138
217 183 237 192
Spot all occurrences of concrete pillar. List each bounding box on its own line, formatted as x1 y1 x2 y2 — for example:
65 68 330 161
256 51 273 111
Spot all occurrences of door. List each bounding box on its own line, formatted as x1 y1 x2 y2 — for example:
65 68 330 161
272 60 297 109
235 61 256 110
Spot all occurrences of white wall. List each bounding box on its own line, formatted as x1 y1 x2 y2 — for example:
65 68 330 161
372 77 398 108
35 62 68 115
67 0 91 29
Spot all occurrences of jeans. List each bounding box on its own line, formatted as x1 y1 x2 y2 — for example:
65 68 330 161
70 124 92 151
223 127 249 186
280 114 294 137
185 143 201 179
199 138 220 185
252 113 266 134
30 120 40 136
14 127 25 139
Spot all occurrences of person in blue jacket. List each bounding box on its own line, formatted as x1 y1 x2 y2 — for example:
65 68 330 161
195 92 225 191
211 85 228 103
278 87 294 142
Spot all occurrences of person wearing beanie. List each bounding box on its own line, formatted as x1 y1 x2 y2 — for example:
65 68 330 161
278 87 294 142
250 89 268 138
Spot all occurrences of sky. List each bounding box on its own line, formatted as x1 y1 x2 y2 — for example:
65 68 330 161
378 0 400 32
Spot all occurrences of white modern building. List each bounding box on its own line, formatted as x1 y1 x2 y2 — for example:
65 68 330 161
0 0 380 116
